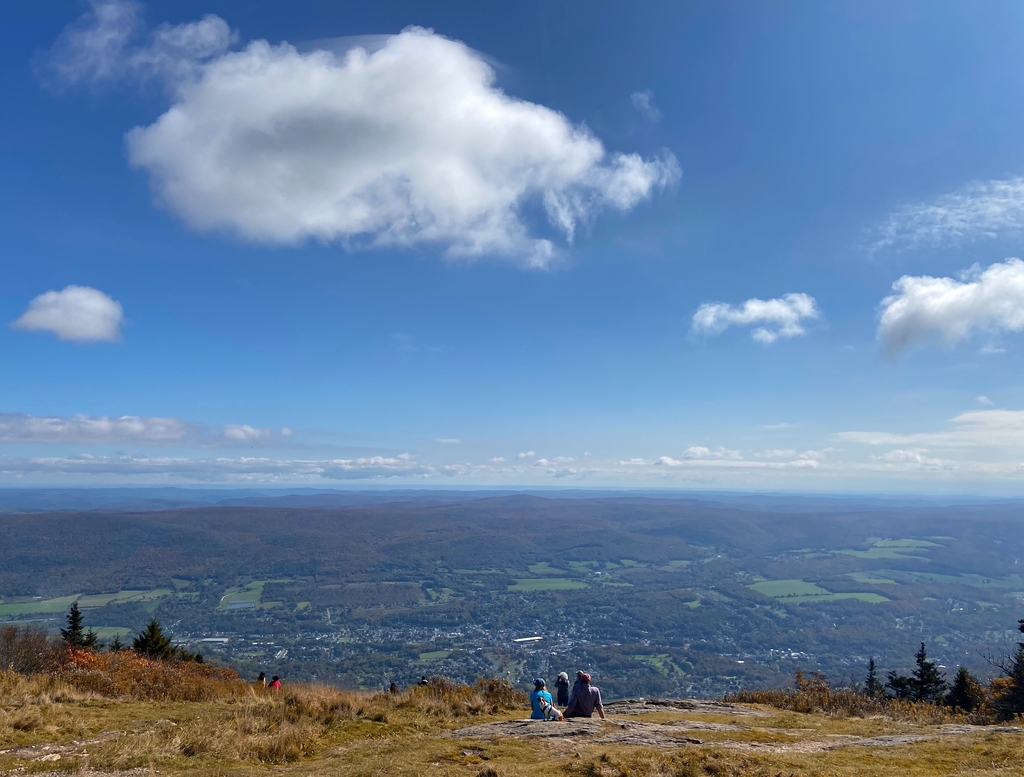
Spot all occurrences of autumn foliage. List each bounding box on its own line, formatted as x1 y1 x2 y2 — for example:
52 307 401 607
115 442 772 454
53 647 243 701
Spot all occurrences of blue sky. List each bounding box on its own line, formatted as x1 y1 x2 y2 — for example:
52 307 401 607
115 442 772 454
4 0 1024 491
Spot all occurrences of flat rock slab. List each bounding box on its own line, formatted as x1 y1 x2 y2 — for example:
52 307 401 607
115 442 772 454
603 698 768 717
453 719 605 739
454 719 719 748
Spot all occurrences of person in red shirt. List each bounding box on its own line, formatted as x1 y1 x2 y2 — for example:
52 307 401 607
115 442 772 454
269 675 282 691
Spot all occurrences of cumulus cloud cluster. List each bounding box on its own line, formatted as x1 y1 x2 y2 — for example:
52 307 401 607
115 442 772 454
878 258 1024 356
45 2 679 267
12 286 123 343
691 293 820 344
871 177 1024 253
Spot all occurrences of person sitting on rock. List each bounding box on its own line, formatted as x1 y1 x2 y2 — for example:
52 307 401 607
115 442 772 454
530 678 554 720
563 673 605 719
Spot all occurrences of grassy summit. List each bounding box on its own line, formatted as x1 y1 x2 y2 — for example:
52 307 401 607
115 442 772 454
2 659 1023 776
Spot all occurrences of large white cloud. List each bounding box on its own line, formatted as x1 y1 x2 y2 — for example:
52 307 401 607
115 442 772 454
12 286 124 342
877 258 1024 356
871 177 1024 253
691 293 819 344
47 4 679 266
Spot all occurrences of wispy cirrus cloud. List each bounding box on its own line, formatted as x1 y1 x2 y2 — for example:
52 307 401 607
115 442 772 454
836 408 1024 449
0 453 432 481
870 177 1024 253
877 259 1024 356
692 293 820 344
0 413 290 447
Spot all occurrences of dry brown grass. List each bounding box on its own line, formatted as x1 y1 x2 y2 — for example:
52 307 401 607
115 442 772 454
726 671 984 725
54 648 244 702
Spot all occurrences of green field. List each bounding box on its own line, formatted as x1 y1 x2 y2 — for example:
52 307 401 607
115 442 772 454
749 579 889 604
527 562 567 575
507 578 588 591
418 650 450 661
0 588 174 617
873 538 942 548
219 579 292 609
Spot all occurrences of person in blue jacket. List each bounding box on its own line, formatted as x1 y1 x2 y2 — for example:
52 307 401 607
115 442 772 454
530 678 553 719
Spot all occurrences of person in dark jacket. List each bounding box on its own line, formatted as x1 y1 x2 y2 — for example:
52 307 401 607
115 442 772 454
554 672 570 706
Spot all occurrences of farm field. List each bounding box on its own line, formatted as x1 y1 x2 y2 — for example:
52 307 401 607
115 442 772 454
507 577 588 591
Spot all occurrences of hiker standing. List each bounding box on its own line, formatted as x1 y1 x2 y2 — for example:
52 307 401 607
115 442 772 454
530 678 553 720
256 672 267 687
564 673 605 719
269 675 282 691
554 672 570 706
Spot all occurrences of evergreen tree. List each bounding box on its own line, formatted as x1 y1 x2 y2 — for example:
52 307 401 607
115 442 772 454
864 657 884 697
945 666 984 712
60 602 98 649
885 669 913 699
107 634 126 652
132 619 174 660
910 642 947 702
993 618 1024 720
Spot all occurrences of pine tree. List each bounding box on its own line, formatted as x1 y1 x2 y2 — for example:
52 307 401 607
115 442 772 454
910 642 946 702
864 657 884 697
60 602 98 649
945 666 984 712
107 634 126 652
132 619 174 660
886 669 913 699
993 618 1024 720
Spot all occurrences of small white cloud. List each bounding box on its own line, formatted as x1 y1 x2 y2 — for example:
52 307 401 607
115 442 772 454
870 448 951 471
692 293 819 344
40 0 236 88
223 424 271 441
877 258 1024 356
980 344 1007 354
630 89 661 122
976 395 994 406
12 286 123 343
759 422 792 431
517 451 535 459
437 438 461 444
489 456 506 463
870 177 1024 253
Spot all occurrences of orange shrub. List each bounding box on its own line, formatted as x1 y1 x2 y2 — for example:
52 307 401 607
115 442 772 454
54 648 244 701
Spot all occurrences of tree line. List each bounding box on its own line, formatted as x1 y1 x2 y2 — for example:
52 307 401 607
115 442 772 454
60 601 204 663
862 618 1024 719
